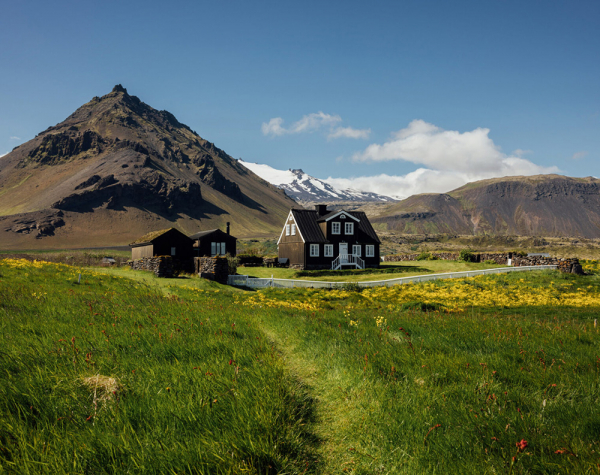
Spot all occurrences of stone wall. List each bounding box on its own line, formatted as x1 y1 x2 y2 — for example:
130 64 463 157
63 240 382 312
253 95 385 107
128 256 175 278
128 256 194 277
195 257 229 283
513 256 583 274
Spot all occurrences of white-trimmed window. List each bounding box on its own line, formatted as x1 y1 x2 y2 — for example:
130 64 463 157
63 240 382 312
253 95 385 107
291 224 296 235
210 242 227 256
332 222 341 234
366 245 375 257
324 244 333 257
345 222 354 235
352 245 361 257
286 224 290 236
310 244 319 257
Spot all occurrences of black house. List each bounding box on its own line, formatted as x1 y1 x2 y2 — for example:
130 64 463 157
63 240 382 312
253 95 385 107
130 228 195 260
278 204 380 270
189 223 237 257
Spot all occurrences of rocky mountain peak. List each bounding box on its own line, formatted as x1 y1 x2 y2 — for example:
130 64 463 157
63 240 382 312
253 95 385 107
112 84 128 94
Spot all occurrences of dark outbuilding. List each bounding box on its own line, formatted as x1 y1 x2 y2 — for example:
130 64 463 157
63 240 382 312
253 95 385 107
129 228 194 260
189 224 237 257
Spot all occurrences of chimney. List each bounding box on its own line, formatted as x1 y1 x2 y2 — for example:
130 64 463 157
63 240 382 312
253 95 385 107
226 222 230 235
315 204 328 216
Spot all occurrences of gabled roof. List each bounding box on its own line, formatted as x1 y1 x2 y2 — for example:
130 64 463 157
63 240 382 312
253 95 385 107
188 229 236 240
317 209 361 222
291 209 328 243
129 228 175 246
351 211 381 243
279 207 381 245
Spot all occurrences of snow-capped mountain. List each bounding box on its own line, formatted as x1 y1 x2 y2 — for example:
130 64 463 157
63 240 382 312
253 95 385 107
238 160 396 204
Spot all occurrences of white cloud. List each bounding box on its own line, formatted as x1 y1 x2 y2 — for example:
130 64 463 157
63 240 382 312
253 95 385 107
262 112 368 139
326 119 560 199
571 150 588 160
328 126 371 140
261 117 287 136
9 136 21 141
262 112 341 137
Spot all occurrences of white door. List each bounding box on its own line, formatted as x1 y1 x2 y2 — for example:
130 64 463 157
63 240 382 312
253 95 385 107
339 243 348 263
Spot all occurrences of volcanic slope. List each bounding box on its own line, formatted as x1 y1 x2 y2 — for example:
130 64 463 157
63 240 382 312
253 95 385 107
372 175 600 238
0 85 296 249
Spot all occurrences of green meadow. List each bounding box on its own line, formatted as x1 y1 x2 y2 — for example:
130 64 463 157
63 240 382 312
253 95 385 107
1 259 599 474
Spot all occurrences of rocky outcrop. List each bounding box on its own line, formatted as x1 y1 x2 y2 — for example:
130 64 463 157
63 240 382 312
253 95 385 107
23 131 105 166
2 210 65 238
53 173 202 214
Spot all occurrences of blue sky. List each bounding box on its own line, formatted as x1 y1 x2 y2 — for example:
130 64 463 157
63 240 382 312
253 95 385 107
1 0 598 197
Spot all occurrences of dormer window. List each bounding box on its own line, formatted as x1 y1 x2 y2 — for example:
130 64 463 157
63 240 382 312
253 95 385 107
345 222 354 235
332 222 341 234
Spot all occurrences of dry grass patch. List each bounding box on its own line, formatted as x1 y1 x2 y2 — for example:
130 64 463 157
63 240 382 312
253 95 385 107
81 374 122 407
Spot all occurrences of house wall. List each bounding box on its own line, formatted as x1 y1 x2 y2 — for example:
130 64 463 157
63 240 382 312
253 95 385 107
279 242 305 267
132 244 154 260
278 213 305 266
195 231 237 257
153 231 195 259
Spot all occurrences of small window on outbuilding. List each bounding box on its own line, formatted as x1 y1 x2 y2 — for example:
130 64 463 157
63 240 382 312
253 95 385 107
171 247 176 256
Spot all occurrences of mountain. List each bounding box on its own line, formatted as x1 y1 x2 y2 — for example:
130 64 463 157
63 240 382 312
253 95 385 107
0 85 297 249
372 174 600 238
238 160 396 204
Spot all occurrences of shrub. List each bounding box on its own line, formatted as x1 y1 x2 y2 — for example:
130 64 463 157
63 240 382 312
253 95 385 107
416 252 432 261
459 249 477 262
483 259 497 265
226 253 238 275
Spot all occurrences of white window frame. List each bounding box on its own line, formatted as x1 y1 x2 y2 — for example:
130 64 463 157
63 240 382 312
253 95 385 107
332 222 341 234
211 242 216 256
310 244 319 257
291 224 296 235
286 224 290 236
366 245 375 257
324 244 333 257
220 242 226 255
352 245 361 257
345 222 354 235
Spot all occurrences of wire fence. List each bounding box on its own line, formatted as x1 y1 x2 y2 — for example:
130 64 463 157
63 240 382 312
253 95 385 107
227 265 558 289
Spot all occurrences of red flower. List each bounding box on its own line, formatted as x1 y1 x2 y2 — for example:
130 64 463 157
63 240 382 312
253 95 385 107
516 439 528 451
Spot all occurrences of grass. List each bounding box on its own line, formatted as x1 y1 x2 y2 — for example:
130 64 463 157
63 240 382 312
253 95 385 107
241 260 507 282
1 258 599 473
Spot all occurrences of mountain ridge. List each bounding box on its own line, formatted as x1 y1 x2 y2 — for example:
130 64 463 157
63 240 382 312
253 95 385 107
372 174 600 238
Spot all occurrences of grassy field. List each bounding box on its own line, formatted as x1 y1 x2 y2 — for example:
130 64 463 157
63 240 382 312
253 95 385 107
1 258 599 474
240 260 507 282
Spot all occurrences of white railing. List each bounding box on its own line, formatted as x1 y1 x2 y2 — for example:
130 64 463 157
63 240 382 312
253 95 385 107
227 265 558 289
331 254 365 270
